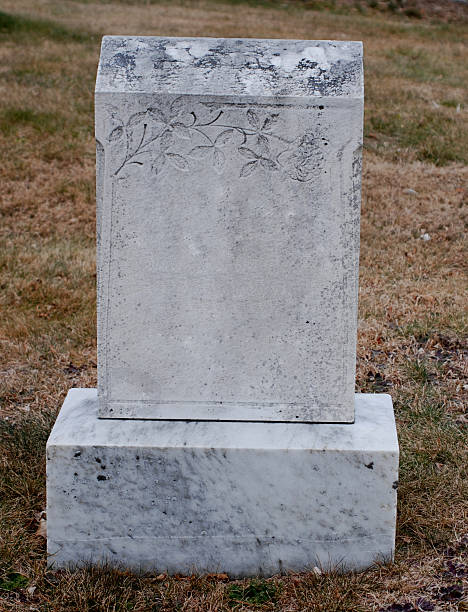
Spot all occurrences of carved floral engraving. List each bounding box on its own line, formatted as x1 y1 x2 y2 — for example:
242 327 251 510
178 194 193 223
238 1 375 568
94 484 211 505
107 98 326 182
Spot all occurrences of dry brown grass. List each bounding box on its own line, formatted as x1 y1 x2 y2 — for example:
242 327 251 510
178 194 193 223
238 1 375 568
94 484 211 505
0 1 467 610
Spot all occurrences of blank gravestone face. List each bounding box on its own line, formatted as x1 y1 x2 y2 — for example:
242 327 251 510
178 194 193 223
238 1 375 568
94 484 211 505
95 36 363 422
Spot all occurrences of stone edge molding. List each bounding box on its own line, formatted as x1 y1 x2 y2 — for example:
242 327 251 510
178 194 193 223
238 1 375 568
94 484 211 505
47 388 399 577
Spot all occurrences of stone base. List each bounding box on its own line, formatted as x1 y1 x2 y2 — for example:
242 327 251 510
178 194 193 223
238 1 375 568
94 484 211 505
46 389 398 577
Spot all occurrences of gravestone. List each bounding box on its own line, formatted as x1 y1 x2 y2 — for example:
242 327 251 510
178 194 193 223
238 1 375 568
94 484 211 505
95 37 363 423
46 36 399 576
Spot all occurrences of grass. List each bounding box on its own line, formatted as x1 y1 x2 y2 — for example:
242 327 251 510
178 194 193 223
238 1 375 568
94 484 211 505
0 108 68 137
228 579 282 607
0 0 467 610
0 9 96 43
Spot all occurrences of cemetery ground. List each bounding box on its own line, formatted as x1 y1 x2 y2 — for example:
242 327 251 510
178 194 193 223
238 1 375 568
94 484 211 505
0 0 466 610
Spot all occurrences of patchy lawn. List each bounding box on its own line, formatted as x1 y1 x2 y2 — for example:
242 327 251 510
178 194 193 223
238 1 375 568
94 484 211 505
0 0 467 610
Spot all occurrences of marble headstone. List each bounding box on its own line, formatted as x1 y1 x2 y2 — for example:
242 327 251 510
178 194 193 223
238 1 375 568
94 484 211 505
47 37 398 576
95 36 363 422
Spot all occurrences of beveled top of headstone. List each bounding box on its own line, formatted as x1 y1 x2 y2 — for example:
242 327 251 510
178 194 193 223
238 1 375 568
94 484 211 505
96 36 363 99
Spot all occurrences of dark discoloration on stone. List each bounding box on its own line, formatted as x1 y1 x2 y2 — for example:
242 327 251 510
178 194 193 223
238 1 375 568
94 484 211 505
96 36 363 99
47 390 398 573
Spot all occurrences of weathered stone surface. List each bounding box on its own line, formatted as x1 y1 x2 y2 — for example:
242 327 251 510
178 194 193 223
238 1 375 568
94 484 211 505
47 388 398 576
95 37 363 422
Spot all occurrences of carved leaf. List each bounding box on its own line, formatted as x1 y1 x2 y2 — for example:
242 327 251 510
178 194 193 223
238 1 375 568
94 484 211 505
170 96 186 117
262 115 279 131
213 148 225 172
238 147 260 160
145 122 166 144
108 126 124 142
166 153 189 171
107 105 122 121
113 104 319 182
257 134 270 156
172 122 191 140
160 130 173 151
189 145 213 159
247 108 259 129
260 158 279 171
127 112 147 128
148 107 168 124
240 160 258 177
215 129 235 147
150 153 164 175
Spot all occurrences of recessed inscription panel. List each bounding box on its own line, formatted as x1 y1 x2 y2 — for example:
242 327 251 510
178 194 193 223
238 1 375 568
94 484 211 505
96 38 363 422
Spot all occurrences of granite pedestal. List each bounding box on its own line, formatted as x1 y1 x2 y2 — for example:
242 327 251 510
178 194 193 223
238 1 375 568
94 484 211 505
47 389 398 576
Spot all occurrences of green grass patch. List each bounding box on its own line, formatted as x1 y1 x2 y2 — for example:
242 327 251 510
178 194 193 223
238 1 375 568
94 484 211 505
0 107 67 136
397 403 467 549
66 0 344 13
0 10 95 44
396 391 447 426
366 109 467 165
402 317 441 344
0 411 54 504
56 177 95 206
228 579 281 607
385 47 450 84
0 236 96 351
0 412 54 576
5 67 61 89
441 99 463 109
405 359 433 385
401 316 467 346
0 572 29 592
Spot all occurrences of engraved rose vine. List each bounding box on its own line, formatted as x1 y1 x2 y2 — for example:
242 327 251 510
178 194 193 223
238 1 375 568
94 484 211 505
107 97 325 182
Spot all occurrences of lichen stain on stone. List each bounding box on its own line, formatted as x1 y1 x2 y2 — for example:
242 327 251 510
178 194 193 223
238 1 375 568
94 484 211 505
98 37 362 99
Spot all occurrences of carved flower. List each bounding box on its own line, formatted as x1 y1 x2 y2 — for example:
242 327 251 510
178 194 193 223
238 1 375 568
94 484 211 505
277 133 325 182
